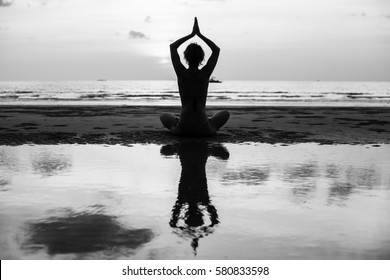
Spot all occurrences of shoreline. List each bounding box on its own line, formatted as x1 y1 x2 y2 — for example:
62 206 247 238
0 101 389 107
1 105 390 145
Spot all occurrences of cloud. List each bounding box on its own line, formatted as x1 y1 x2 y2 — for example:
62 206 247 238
351 12 367 17
129 30 149 40
39 0 50 6
144 16 151 23
0 0 13 7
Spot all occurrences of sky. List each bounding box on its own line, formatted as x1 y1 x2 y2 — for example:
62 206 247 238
0 0 389 81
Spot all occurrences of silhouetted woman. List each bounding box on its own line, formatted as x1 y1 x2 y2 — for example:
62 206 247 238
160 17 229 136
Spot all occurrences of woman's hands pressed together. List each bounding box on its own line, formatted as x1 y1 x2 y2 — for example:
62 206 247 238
192 17 200 36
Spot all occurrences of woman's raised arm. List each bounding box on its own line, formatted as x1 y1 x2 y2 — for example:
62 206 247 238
170 21 198 74
194 18 220 75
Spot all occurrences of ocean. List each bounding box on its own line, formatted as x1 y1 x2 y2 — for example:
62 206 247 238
1 80 390 106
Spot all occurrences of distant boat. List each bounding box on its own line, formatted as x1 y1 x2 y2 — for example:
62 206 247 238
209 77 222 83
97 79 107 81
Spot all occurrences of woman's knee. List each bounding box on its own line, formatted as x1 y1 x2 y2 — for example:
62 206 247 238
160 113 172 123
216 110 230 124
160 113 177 130
210 110 230 130
220 110 230 121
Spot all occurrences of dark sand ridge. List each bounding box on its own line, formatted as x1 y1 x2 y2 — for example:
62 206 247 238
0 105 390 145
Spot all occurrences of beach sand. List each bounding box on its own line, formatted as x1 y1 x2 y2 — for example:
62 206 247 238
0 105 390 145
1 105 390 260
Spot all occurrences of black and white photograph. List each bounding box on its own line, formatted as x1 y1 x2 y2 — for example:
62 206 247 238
0 0 389 266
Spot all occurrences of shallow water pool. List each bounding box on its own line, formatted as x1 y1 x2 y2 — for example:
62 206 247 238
0 143 389 259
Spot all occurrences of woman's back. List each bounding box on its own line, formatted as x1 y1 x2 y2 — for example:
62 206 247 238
178 68 209 100
177 68 209 128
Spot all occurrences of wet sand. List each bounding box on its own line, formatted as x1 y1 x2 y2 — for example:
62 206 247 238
1 105 390 145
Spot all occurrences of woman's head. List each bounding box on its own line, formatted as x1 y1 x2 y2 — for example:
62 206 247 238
184 43 205 67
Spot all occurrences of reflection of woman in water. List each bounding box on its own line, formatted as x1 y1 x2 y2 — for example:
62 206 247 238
161 142 229 254
160 17 230 137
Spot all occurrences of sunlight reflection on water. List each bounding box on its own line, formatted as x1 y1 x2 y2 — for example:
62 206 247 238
0 143 389 259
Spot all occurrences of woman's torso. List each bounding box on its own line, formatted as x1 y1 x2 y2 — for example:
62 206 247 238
177 69 210 129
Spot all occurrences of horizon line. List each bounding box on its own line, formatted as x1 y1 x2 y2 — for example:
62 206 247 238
1 79 390 83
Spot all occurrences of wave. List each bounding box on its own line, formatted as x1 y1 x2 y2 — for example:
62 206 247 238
79 93 111 99
0 95 19 99
15 90 35 94
211 91 289 94
113 94 176 98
